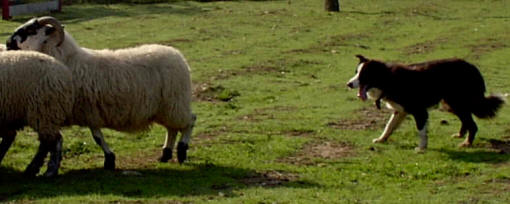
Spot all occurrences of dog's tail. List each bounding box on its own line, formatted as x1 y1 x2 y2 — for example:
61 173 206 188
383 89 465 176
473 94 505 118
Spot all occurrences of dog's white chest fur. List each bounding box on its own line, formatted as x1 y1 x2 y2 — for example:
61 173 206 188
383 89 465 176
367 88 404 112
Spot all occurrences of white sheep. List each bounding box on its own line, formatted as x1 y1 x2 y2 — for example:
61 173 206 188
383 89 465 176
0 44 5 51
0 50 74 177
6 16 196 172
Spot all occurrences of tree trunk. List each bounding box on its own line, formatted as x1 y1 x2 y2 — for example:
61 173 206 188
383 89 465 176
325 0 340 12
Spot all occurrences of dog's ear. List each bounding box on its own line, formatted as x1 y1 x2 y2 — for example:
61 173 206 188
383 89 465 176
355 54 368 63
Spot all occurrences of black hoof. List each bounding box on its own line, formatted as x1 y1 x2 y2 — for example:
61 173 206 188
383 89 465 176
177 142 189 164
159 148 173 162
104 153 116 170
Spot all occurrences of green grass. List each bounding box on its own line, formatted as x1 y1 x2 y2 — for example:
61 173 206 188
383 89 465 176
1 0 510 203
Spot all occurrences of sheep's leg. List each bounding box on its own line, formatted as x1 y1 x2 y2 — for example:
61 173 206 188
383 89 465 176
90 128 116 170
177 114 196 164
43 133 63 178
25 138 51 177
159 129 177 162
0 130 16 165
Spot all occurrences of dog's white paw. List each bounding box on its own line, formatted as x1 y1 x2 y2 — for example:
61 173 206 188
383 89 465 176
451 133 464 138
414 147 426 154
458 141 472 148
372 138 386 143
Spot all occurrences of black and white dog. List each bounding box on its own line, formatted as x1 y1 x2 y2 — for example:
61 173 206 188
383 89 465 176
347 55 504 152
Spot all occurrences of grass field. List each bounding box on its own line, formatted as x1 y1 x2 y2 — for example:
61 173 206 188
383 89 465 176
1 0 510 203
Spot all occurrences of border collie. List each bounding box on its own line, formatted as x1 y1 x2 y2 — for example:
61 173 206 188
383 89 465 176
346 55 504 152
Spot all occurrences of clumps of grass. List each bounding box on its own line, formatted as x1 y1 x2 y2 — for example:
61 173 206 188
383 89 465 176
217 87 240 102
195 84 240 102
63 141 95 158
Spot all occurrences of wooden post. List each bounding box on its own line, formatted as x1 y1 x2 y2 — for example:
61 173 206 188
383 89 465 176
325 0 340 12
2 0 10 20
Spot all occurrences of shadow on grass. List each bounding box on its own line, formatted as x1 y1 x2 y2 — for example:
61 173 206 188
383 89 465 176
382 141 509 164
441 138 510 163
0 163 320 201
441 149 509 164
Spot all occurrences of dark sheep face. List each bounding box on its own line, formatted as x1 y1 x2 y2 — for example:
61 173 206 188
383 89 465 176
6 18 57 51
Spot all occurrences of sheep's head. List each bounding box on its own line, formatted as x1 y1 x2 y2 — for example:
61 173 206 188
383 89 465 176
6 16 65 51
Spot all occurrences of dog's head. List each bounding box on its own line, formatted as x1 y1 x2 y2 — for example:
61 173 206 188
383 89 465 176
346 55 390 101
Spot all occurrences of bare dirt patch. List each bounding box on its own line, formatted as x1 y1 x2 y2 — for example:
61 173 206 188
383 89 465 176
117 149 160 169
284 33 371 54
278 141 355 166
404 42 436 55
193 83 240 102
240 170 299 187
327 106 390 130
193 83 217 102
238 106 299 122
402 38 447 56
161 38 193 45
202 65 287 82
468 39 507 59
205 59 324 82
192 128 228 147
195 129 225 140
241 65 285 74
284 129 315 137
322 33 371 48
486 177 510 184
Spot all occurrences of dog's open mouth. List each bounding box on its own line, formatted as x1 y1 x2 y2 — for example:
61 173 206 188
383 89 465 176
358 84 368 101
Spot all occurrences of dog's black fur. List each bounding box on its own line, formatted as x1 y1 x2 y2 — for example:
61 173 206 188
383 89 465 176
349 55 504 147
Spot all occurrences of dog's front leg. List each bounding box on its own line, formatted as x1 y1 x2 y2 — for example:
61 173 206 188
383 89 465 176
373 111 407 143
412 111 429 153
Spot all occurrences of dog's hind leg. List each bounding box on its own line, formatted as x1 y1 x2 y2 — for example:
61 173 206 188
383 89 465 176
447 100 478 146
456 112 477 147
444 100 468 139
412 110 429 153
373 111 407 143
451 125 467 138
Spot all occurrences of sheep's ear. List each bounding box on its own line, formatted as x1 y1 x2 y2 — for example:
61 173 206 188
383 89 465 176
355 54 368 63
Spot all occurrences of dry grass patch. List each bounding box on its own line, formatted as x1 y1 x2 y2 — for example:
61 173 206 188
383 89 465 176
238 106 299 122
402 38 447 56
116 149 161 169
278 141 355 166
328 106 390 130
468 38 508 59
193 83 240 102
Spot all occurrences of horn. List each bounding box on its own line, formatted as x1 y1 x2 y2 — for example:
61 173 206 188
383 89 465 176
37 16 65 46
